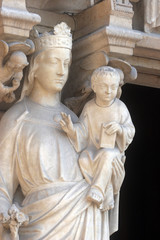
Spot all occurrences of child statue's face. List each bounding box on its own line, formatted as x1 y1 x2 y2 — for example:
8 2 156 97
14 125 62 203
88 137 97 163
93 75 119 105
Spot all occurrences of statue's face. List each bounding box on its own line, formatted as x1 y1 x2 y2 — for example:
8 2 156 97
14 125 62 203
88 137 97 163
34 48 71 94
93 75 119 105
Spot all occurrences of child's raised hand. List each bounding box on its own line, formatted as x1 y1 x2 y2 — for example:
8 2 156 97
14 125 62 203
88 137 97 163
104 122 122 135
60 112 75 137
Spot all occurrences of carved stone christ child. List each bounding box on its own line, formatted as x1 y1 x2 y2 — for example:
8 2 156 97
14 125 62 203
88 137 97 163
60 66 135 212
0 23 126 240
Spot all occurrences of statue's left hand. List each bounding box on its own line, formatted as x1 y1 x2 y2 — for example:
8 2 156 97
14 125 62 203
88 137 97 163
104 122 122 135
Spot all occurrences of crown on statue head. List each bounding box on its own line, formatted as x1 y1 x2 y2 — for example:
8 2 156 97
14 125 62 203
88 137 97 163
31 22 72 52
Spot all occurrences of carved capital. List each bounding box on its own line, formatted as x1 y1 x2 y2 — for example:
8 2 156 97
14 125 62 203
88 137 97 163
112 0 133 13
0 0 41 41
73 26 142 62
106 26 142 54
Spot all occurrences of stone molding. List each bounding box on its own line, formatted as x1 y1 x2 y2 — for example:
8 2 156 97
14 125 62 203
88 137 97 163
73 26 142 61
73 0 134 40
0 0 41 41
112 0 133 14
106 26 142 49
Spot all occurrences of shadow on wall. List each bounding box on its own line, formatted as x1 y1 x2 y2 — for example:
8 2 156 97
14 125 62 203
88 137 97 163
111 84 160 240
132 0 144 31
0 112 4 120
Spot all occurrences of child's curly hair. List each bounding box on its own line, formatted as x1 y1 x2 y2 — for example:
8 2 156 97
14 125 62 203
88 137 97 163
91 66 120 89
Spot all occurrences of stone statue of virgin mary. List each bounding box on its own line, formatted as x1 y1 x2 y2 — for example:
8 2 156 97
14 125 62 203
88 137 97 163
0 22 125 240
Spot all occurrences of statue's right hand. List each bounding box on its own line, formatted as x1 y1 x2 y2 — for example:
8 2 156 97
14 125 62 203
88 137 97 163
60 112 76 138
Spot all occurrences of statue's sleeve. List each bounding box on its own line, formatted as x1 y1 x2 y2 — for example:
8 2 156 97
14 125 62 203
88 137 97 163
0 111 19 214
68 106 89 153
116 102 135 152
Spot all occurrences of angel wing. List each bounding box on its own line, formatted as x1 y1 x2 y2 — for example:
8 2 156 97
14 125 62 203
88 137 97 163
0 40 9 66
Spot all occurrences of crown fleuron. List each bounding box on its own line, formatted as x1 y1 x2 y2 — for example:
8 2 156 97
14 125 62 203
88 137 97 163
31 22 72 52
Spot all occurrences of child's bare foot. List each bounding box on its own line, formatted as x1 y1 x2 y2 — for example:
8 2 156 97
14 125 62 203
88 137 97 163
87 187 104 206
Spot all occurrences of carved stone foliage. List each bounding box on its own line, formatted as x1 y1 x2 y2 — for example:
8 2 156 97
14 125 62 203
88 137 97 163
64 51 137 116
0 39 34 103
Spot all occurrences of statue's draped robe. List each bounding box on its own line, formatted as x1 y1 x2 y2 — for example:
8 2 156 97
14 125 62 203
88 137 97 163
0 98 119 240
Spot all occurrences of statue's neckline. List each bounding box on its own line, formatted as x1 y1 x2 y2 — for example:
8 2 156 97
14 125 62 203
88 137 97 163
94 98 116 108
25 97 62 111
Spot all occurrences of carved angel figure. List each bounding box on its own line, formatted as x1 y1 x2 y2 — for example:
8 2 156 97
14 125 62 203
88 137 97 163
0 40 28 103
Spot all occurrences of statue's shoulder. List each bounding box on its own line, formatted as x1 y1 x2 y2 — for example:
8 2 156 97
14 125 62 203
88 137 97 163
0 99 27 126
115 98 131 119
0 100 27 142
83 98 95 111
115 98 128 110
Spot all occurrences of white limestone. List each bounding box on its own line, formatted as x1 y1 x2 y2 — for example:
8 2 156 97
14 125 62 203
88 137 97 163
0 22 128 240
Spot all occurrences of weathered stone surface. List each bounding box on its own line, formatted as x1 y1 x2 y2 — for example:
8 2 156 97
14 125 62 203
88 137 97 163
26 0 102 13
